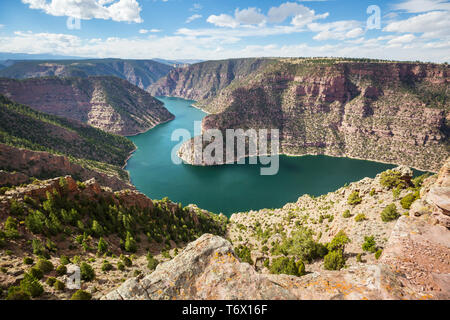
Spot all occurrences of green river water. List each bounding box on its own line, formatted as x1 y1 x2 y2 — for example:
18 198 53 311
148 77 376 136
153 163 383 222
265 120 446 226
126 97 415 216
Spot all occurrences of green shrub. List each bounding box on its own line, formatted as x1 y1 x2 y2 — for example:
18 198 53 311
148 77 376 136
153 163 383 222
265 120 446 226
369 189 376 196
97 237 108 254
46 277 57 286
356 253 363 263
323 250 345 271
354 213 367 222
60 255 70 265
400 192 419 209
28 267 44 280
327 230 350 252
32 239 48 258
342 210 352 218
23 257 34 265
117 261 125 271
56 265 67 276
124 232 137 253
36 259 54 274
235 245 253 265
411 173 430 189
362 236 377 253
375 249 383 260
120 254 132 267
102 260 113 272
71 289 92 300
296 260 306 276
6 286 31 300
54 279 65 291
146 252 159 271
270 257 304 277
347 191 362 206
20 273 44 298
275 227 328 263
80 262 95 282
380 170 407 189
381 204 400 222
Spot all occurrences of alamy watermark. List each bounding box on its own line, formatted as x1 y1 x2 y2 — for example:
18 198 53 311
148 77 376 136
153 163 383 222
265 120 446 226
367 5 381 30
171 121 280 176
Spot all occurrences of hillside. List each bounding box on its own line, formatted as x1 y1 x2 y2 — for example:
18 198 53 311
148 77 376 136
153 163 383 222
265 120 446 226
148 58 274 102
0 59 173 90
176 58 450 172
106 159 450 300
0 176 227 300
0 95 135 188
0 77 174 136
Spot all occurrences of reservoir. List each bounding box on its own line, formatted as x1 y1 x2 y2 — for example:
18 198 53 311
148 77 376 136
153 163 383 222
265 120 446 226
126 97 406 216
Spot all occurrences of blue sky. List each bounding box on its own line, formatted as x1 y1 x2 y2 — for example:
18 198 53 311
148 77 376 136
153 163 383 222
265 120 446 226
0 0 448 62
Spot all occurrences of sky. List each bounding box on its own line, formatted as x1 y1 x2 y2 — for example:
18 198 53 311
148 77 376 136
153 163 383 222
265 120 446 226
0 0 448 62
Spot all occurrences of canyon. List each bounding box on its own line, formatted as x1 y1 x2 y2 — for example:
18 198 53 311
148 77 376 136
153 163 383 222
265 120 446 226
0 76 174 136
151 58 450 172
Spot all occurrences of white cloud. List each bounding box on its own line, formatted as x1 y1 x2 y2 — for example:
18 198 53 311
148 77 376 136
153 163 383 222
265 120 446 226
21 0 143 23
1 30 448 63
393 0 450 13
308 20 364 40
207 14 240 28
186 14 202 24
387 34 417 44
207 3 328 28
268 2 328 25
234 7 266 25
139 29 161 34
383 11 450 38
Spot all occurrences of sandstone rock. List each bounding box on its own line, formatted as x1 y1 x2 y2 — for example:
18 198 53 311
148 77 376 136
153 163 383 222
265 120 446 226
104 233 446 300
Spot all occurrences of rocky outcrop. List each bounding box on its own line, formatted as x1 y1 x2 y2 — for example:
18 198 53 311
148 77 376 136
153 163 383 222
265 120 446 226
0 76 174 136
0 144 133 191
0 59 173 90
104 160 450 300
174 59 449 172
411 158 450 227
148 58 273 102
103 231 449 300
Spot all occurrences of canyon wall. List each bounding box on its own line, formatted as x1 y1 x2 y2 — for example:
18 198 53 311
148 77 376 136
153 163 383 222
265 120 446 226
175 59 449 172
148 58 274 102
0 76 174 136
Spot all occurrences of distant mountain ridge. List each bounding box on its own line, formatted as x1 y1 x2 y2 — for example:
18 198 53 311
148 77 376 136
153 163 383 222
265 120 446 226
0 58 173 90
0 76 175 136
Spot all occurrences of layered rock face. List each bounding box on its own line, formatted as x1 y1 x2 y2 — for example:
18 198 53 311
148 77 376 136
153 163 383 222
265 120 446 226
0 59 173 90
148 58 273 102
0 144 133 191
175 59 449 172
0 76 174 135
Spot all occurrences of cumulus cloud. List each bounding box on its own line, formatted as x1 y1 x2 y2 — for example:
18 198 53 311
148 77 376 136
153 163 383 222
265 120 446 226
207 3 328 28
383 11 450 38
21 0 143 23
268 2 328 25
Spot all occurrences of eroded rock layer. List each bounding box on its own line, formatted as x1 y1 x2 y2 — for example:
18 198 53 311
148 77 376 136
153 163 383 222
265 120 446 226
0 76 174 135
174 59 449 172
